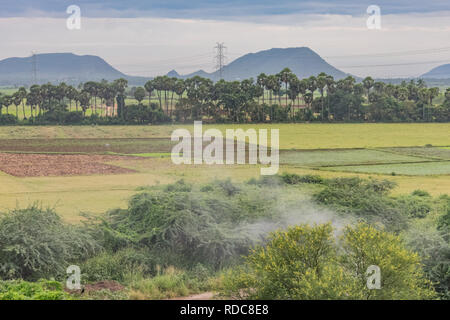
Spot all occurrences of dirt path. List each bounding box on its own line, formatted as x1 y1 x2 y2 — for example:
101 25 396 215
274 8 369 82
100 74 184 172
169 292 215 300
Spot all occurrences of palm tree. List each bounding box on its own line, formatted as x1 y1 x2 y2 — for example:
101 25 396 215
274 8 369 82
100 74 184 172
168 77 177 115
144 80 154 107
17 87 27 120
418 87 431 120
325 75 335 120
134 87 146 104
12 92 22 119
3 95 12 115
152 76 164 111
112 78 128 116
277 68 293 107
256 73 267 105
287 77 300 119
362 76 374 99
174 79 186 104
316 73 328 120
373 82 385 94
417 79 427 89
0 93 3 115
396 87 409 101
429 87 439 105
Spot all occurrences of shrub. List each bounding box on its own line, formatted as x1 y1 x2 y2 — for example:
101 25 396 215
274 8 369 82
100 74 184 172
247 175 282 187
97 180 281 269
281 173 324 185
0 114 17 125
0 280 71 300
0 206 100 280
223 223 436 300
313 178 406 231
395 195 432 219
81 248 152 283
412 190 431 197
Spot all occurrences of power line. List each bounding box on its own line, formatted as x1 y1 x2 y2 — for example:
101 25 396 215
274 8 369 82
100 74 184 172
337 59 450 69
214 42 227 80
325 46 450 59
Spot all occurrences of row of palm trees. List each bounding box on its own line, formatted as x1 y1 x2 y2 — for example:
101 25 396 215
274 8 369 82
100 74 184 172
139 70 442 119
0 68 445 122
0 79 128 119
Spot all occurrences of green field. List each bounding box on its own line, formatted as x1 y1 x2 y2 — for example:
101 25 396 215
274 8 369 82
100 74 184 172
0 123 449 222
280 149 432 167
325 161 450 176
0 123 449 148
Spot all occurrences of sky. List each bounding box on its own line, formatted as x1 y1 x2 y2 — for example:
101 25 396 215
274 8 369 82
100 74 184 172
0 1 449 78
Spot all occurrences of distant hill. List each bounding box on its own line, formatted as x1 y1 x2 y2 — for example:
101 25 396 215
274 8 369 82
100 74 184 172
421 64 450 79
0 53 149 86
171 47 350 81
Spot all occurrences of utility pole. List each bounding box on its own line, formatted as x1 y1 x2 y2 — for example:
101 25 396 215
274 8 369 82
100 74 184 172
31 51 37 85
214 43 227 80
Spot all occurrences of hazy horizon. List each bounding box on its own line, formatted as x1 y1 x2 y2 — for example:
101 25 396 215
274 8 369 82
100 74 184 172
1 1 449 78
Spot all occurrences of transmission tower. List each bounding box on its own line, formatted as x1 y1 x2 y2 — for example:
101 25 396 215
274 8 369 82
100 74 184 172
214 43 227 80
31 51 37 84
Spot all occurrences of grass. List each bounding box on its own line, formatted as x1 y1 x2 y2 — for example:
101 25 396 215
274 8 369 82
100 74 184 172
280 149 430 167
324 161 450 176
0 138 175 154
0 123 449 149
381 147 450 160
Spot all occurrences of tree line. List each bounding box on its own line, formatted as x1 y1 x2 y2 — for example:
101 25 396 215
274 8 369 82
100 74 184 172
0 68 449 125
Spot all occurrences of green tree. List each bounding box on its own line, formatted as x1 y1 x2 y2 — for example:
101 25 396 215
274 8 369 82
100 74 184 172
362 76 375 99
134 87 146 104
223 223 436 300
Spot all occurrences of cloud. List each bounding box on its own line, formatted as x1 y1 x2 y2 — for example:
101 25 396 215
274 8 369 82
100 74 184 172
0 11 449 78
2 0 450 19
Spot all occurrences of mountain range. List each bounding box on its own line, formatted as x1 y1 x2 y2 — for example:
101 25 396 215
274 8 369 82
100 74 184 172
421 64 450 79
172 47 350 81
0 48 448 86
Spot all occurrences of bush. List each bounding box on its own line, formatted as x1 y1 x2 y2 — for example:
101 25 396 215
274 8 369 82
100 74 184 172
395 195 432 219
0 280 71 300
223 223 436 300
313 178 406 231
0 206 100 280
81 248 153 283
97 180 281 269
128 267 207 300
281 173 324 185
0 114 17 125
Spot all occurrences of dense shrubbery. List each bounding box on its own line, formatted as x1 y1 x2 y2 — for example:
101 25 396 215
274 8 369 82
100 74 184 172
0 176 448 300
0 114 17 125
312 177 408 231
0 279 72 300
0 206 99 280
402 195 450 299
223 223 436 300
281 173 324 185
95 179 282 270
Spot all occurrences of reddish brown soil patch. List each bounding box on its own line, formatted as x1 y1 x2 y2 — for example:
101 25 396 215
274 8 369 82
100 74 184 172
0 153 137 177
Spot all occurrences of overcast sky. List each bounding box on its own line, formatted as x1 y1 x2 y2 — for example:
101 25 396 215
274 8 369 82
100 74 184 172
1 1 449 78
